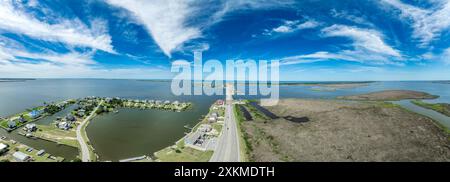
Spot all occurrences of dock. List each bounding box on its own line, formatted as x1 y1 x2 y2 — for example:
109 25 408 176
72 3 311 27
183 125 193 130
119 155 147 162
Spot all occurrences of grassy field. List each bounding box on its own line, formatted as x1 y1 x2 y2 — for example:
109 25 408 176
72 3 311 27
211 123 223 135
34 124 79 148
154 139 213 162
244 101 270 120
0 119 7 129
234 104 251 162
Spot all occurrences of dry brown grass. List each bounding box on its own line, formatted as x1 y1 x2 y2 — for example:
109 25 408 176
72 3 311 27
242 99 450 162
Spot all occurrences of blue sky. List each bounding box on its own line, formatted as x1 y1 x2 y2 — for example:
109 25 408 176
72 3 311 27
0 0 449 81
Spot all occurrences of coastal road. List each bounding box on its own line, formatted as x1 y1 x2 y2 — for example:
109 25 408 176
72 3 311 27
76 100 103 162
210 83 241 162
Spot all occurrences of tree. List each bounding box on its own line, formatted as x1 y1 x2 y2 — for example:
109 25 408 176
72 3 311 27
72 158 82 162
44 105 61 115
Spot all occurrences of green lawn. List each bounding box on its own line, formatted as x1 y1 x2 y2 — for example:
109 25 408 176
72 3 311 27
233 104 250 162
155 146 213 162
34 124 79 148
0 120 7 129
212 123 223 134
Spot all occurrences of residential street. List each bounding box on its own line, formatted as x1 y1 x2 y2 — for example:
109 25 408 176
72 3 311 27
210 84 240 162
76 100 103 162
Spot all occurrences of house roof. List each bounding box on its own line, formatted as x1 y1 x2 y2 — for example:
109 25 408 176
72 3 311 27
13 151 30 161
0 143 8 150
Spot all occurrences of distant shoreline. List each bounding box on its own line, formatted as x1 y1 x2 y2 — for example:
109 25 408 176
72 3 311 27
337 90 439 101
0 78 36 82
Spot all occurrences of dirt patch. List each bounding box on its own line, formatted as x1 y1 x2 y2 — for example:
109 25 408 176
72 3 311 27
241 99 450 162
338 90 438 101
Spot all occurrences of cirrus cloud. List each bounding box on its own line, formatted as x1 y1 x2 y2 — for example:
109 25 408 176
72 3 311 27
0 0 115 53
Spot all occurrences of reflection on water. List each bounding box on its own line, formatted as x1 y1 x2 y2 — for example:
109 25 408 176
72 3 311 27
239 105 252 121
86 107 211 161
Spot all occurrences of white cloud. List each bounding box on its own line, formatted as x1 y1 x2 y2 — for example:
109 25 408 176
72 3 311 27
381 0 450 45
0 49 171 79
106 0 295 57
347 66 384 73
322 25 401 57
0 61 170 79
0 37 169 79
330 9 374 27
265 20 321 35
106 0 201 57
0 0 115 53
279 51 357 65
279 25 404 66
211 0 295 23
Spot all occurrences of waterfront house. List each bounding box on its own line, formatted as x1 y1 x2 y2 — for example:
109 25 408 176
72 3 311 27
0 143 8 154
57 122 70 130
24 124 37 132
173 101 179 105
7 120 16 128
216 100 224 105
18 115 27 123
198 124 213 132
208 113 218 123
13 151 31 162
185 132 202 145
28 110 42 119
208 116 217 123
65 114 75 122
164 100 171 105
77 109 86 117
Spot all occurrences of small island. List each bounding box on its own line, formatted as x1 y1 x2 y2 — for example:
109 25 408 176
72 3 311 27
277 81 374 89
432 81 450 84
337 90 439 101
